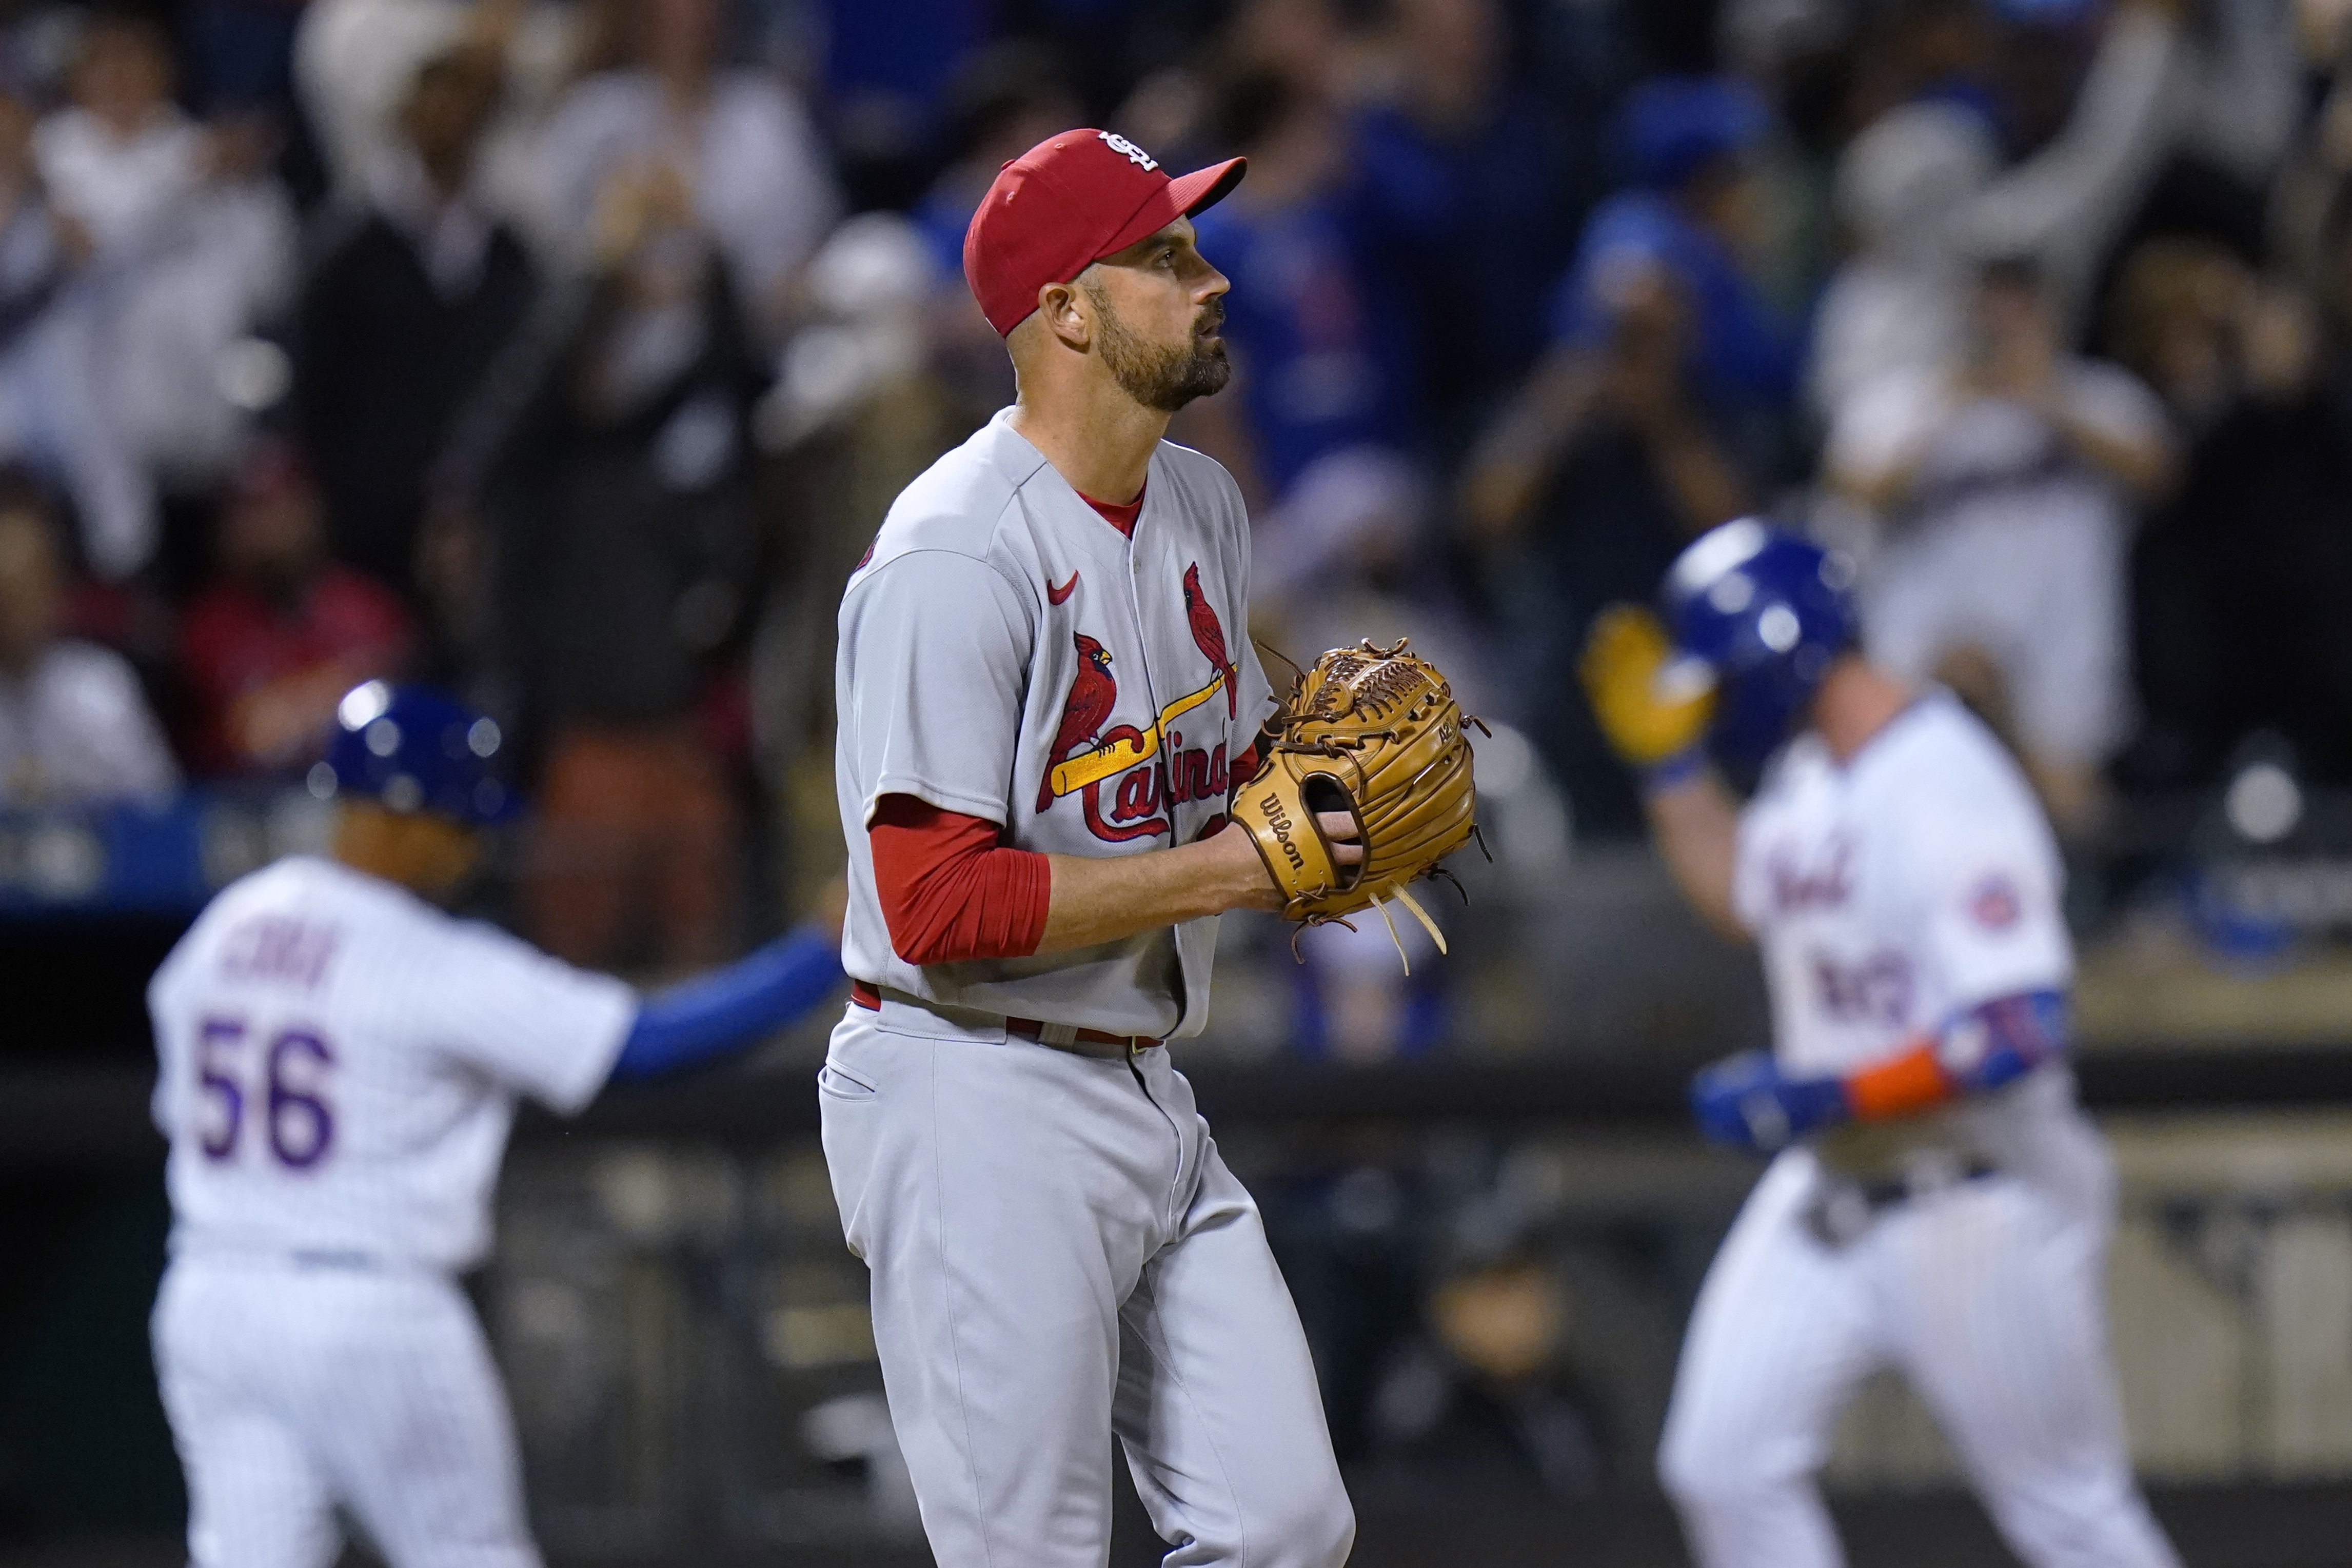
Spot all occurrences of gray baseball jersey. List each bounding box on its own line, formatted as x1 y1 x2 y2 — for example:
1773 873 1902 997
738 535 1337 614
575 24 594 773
824 407 1352 1568
833 407 1277 1038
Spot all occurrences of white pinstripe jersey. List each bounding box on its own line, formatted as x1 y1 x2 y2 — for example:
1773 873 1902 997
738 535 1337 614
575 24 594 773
147 856 636 1272
1733 693 2071 1080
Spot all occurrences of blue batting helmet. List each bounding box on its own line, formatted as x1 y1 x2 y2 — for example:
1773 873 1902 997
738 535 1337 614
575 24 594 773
313 682 520 825
1662 519 1859 766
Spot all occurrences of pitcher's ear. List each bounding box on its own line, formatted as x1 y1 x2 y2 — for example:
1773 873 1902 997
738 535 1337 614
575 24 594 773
1039 276 1093 351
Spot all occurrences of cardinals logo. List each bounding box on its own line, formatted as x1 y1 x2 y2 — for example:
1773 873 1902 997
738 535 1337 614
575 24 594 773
1035 564 1239 842
1038 633 1117 815
1182 563 1238 720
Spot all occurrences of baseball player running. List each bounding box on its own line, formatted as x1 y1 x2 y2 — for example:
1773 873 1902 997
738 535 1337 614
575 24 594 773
823 129 1356 1567
1580 520 2178 1568
146 681 844 1568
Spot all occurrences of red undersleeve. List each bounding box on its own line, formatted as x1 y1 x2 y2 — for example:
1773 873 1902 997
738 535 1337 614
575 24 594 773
868 794 1052 965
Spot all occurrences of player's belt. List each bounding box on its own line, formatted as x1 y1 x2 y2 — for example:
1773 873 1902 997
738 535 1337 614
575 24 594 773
850 980 1158 1060
1802 1156 1998 1247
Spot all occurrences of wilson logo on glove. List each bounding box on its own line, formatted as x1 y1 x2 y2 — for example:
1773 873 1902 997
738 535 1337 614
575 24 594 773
1228 639 1486 970
1260 795 1307 870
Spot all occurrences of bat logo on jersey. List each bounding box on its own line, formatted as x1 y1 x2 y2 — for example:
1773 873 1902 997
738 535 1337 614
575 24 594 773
1036 564 1237 842
1039 634 1119 814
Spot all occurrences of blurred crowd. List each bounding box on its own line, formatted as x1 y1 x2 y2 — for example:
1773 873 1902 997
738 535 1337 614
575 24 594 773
2 0 2350 981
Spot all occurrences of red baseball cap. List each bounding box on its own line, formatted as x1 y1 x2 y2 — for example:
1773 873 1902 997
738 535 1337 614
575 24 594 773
963 128 1246 338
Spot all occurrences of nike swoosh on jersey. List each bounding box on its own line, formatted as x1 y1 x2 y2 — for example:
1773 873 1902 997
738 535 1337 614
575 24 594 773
1047 571 1080 605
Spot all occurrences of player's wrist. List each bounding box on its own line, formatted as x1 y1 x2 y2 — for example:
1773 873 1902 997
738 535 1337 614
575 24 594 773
1643 746 1710 794
1691 1050 1855 1153
1782 1073 1854 1137
1197 820 1282 913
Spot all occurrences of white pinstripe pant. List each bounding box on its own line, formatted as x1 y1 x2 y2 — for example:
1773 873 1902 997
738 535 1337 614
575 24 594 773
152 1254 541 1568
1658 1145 2179 1568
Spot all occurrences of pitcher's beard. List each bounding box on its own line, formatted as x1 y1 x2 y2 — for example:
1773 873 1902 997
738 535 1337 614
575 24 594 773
1089 288 1232 411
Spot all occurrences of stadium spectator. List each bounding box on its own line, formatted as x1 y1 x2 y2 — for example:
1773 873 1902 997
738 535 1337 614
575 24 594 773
1825 256 2173 830
298 0 488 195
292 39 536 605
1807 0 2181 427
293 0 571 219
816 0 990 210
1349 0 1577 453
1185 69 1413 518
466 73 770 971
34 8 297 509
1462 74 1796 834
907 43 1080 295
0 480 177 807
1390 1256 1604 1497
1223 0 1376 106
0 82 151 582
177 442 413 778
2109 236 2352 790
527 0 837 347
904 44 1079 416
1111 0 1380 159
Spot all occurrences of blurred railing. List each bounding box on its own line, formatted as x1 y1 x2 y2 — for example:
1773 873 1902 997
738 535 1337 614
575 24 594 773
478 1109 2352 1556
0 790 334 917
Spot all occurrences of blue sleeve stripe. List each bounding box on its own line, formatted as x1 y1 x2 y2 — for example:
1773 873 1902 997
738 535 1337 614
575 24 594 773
1947 989 2070 1094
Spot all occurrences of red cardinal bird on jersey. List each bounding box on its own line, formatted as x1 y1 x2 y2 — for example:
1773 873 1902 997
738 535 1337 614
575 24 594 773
1182 563 1239 719
1038 633 1118 813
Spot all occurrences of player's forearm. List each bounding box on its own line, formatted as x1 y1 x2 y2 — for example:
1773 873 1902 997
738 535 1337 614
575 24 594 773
605 925 844 1084
1645 770 1746 940
1693 991 2073 1152
1034 825 1280 955
1845 990 2072 1118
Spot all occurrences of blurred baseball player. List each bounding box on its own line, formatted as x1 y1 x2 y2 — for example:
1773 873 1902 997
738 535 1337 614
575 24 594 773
824 130 1357 1566
1581 520 2178 1568
147 681 843 1568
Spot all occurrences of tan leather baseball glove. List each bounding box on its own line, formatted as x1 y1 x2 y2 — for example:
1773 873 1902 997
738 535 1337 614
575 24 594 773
1229 640 1484 966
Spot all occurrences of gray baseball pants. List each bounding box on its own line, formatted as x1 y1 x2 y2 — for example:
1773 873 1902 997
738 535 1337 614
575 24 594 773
818 1001 1354 1568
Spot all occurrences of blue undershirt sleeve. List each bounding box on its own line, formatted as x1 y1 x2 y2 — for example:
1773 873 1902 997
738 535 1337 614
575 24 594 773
1941 989 2071 1095
605 925 845 1085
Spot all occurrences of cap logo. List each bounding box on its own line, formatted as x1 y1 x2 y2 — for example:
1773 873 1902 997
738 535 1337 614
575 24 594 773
1097 130 1159 172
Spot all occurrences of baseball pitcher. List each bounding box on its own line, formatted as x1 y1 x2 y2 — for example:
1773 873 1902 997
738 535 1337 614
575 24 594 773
1581 520 2179 1568
824 129 1364 1567
147 682 844 1568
